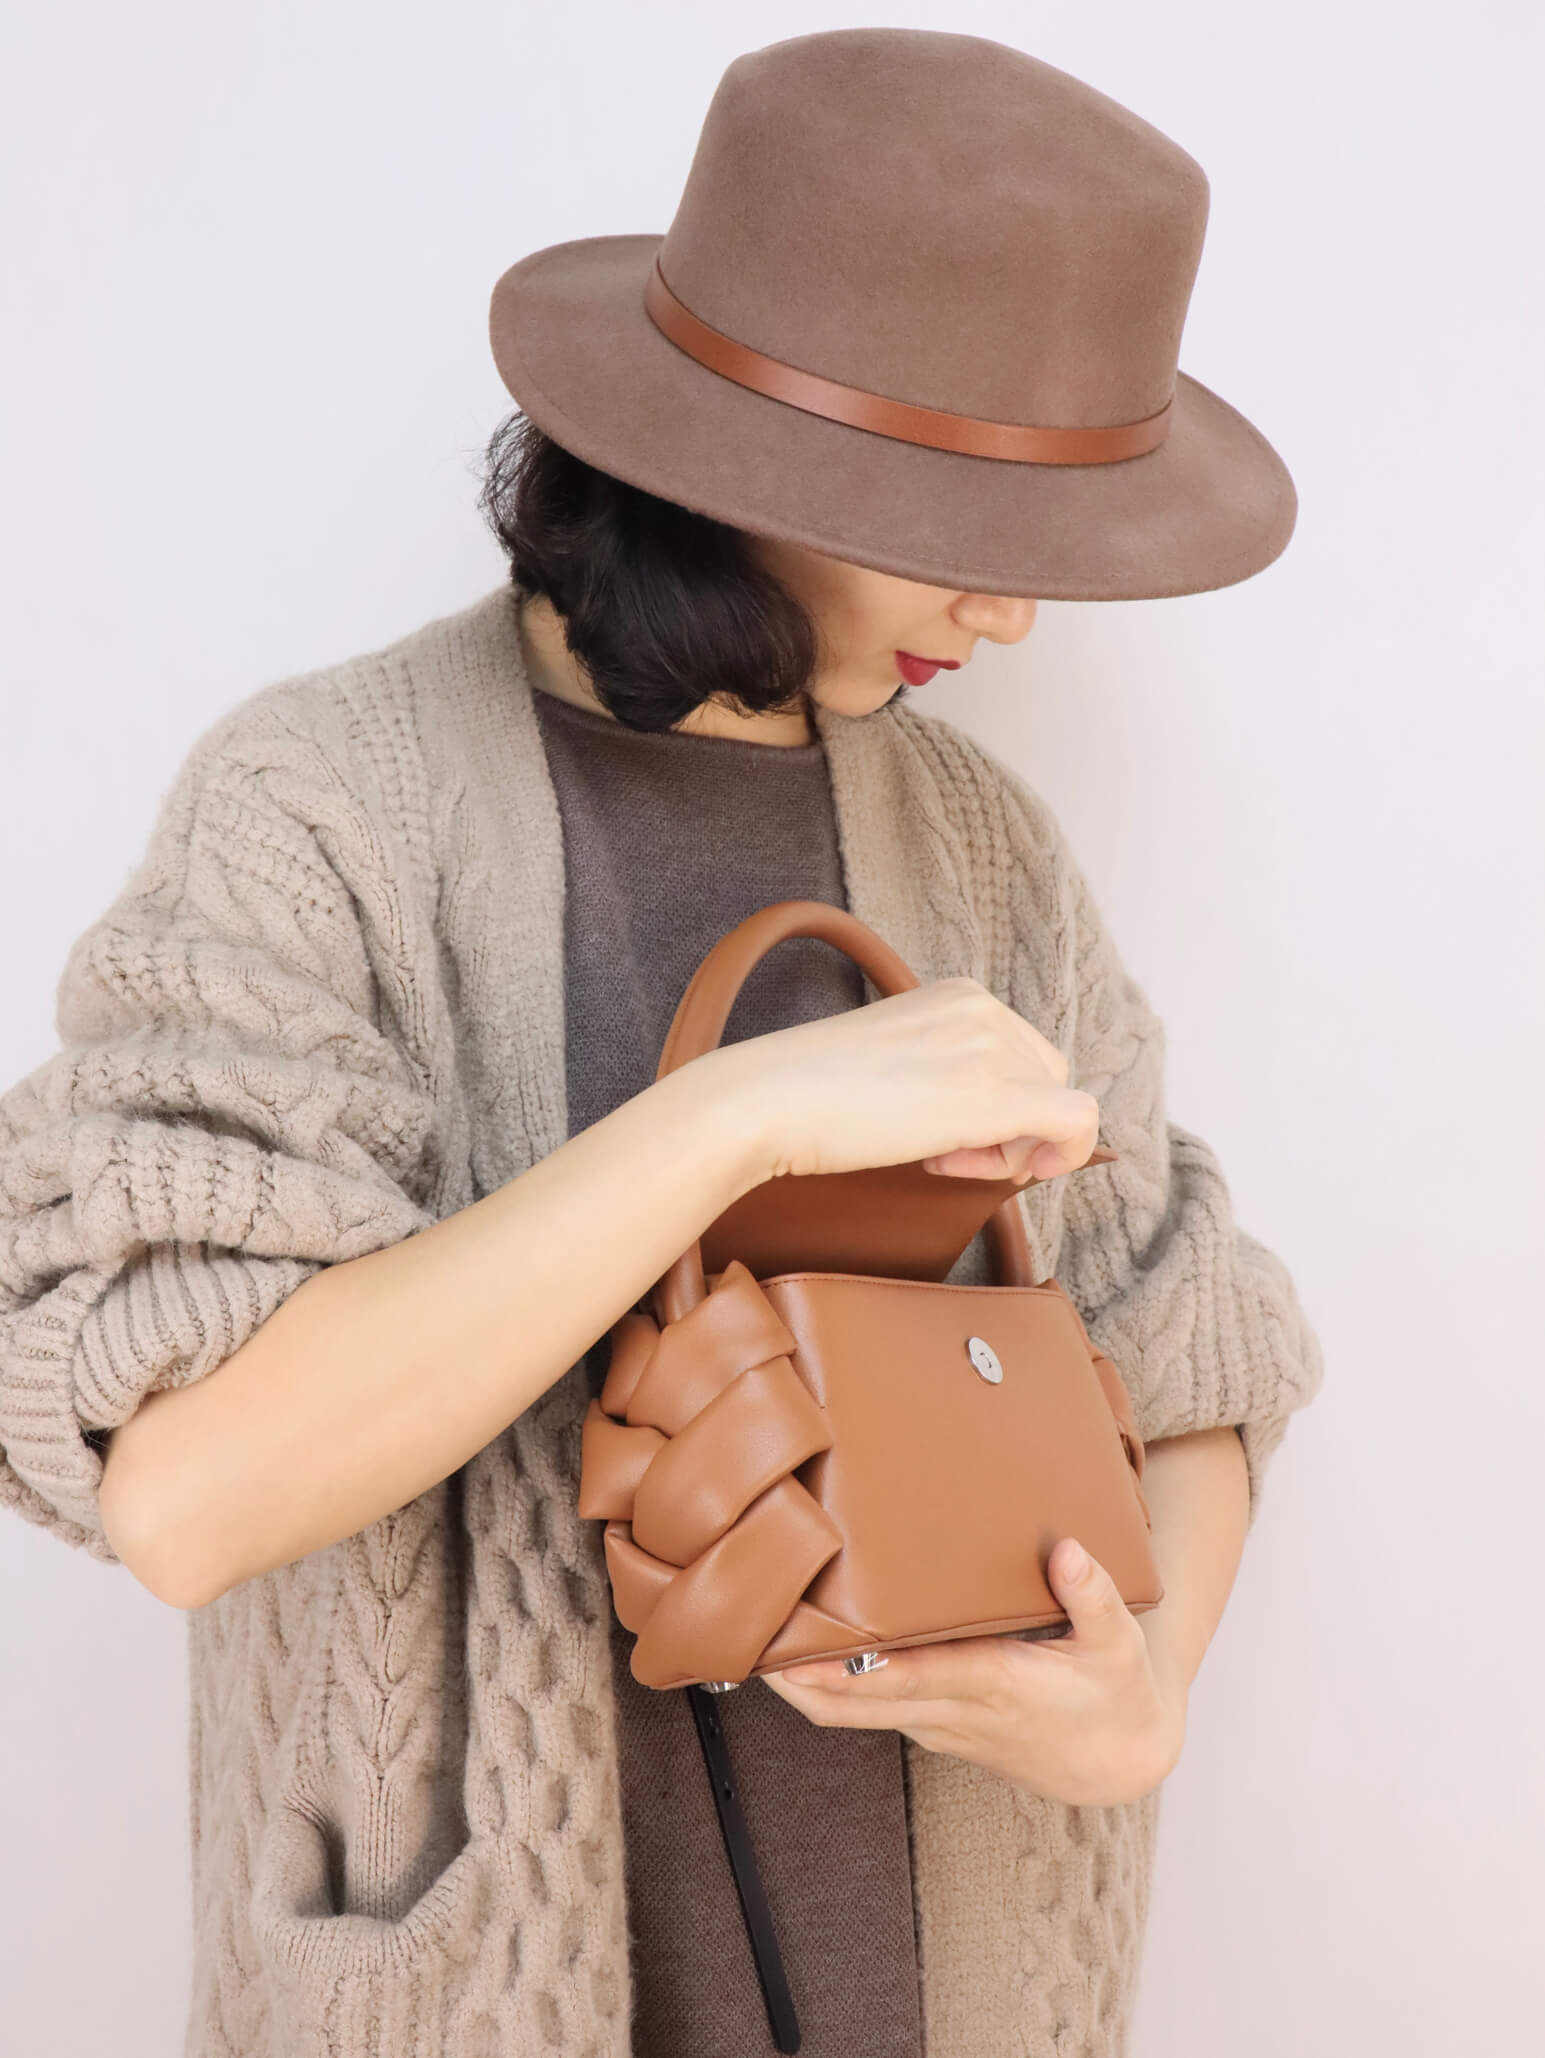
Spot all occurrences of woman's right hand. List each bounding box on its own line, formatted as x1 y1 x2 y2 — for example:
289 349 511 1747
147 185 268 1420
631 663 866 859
701 977 1100 1191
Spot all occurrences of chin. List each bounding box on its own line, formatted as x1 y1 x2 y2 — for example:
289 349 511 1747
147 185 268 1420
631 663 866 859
817 680 910 720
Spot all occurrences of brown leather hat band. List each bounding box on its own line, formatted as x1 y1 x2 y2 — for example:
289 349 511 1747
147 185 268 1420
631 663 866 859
644 258 1172 465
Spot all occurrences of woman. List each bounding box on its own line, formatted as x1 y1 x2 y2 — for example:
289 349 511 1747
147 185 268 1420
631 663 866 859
0 28 1324 2058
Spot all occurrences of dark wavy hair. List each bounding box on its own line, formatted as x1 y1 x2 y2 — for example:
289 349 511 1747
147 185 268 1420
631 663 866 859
475 413 840 734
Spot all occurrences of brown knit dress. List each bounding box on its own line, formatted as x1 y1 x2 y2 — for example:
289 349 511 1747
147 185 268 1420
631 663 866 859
532 683 925 2058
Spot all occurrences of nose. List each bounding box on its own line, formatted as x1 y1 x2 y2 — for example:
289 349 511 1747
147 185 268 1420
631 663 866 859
952 592 1038 644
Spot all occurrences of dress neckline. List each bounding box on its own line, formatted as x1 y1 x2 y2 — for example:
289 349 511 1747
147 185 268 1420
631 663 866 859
528 679 827 758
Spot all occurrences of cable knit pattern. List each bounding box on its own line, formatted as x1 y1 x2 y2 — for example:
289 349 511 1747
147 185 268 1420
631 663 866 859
0 583 1324 2057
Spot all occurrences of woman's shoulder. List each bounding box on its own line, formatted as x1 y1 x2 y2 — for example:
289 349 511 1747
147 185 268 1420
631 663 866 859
178 587 511 799
141 585 525 897
57 589 525 1030
42 595 532 1070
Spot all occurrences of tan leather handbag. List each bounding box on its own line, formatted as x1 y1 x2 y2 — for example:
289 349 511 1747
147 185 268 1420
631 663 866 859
578 899 1164 1692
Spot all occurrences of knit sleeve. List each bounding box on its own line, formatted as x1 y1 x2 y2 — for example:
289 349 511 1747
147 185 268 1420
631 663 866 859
0 696 440 1559
1012 784 1326 1533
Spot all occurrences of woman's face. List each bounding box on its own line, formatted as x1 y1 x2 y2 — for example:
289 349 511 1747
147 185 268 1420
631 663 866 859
748 534 1039 719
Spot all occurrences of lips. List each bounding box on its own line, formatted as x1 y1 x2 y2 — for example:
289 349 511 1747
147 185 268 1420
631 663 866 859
895 651 962 687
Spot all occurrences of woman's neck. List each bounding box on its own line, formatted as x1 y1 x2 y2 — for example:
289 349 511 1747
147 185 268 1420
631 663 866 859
516 593 816 747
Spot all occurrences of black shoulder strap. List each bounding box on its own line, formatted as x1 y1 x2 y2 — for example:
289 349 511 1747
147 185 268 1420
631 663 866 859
684 1684 802 2053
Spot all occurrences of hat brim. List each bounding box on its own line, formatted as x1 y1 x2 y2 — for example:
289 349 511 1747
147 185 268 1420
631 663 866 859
488 235 1296 602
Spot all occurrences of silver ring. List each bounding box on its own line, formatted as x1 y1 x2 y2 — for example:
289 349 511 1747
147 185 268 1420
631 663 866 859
843 1649 886 1675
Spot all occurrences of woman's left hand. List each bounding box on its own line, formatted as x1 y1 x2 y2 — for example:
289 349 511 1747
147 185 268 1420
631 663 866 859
758 1535 1186 1807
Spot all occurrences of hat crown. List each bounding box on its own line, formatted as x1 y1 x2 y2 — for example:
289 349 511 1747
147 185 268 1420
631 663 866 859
658 29 1209 430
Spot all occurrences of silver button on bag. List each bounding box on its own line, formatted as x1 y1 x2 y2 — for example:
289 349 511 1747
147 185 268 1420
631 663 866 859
967 1335 1003 1383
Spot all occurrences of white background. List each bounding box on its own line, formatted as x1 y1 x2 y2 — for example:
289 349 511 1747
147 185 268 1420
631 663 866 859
3 3 1542 2053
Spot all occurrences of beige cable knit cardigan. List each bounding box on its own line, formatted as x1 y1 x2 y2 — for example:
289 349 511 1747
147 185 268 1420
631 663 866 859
0 583 1324 2057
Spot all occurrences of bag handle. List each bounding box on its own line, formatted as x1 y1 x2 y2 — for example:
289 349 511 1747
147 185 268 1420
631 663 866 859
652 899 1115 1323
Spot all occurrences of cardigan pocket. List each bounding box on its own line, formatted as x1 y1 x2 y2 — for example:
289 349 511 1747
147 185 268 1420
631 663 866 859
251 1807 504 2051
252 1800 492 1974
243 1501 498 2027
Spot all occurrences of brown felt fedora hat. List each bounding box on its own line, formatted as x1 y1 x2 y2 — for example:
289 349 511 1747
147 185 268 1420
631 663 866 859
488 27 1297 601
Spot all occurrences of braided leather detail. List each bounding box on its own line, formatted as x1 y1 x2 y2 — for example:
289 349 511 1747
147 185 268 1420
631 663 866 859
579 1258 865 1687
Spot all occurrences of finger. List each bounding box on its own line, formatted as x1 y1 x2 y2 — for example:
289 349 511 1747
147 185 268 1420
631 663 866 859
1045 1537 1132 1647
921 1142 1017 1177
1021 1098 1101 1179
761 1674 970 1756
927 1147 1067 1183
921 1135 1069 1181
769 1634 1012 1704
759 1669 919 1730
760 1668 964 1736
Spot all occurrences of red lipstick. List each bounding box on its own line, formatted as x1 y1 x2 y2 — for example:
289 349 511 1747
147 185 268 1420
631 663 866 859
895 651 962 687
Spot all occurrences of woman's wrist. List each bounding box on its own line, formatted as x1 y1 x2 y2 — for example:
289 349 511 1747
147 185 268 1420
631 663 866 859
660 1045 784 1206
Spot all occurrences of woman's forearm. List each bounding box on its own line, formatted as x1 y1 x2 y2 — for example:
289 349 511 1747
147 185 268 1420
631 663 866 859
99 1055 769 1609
96 965 1109 1614
1134 1425 1252 1707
